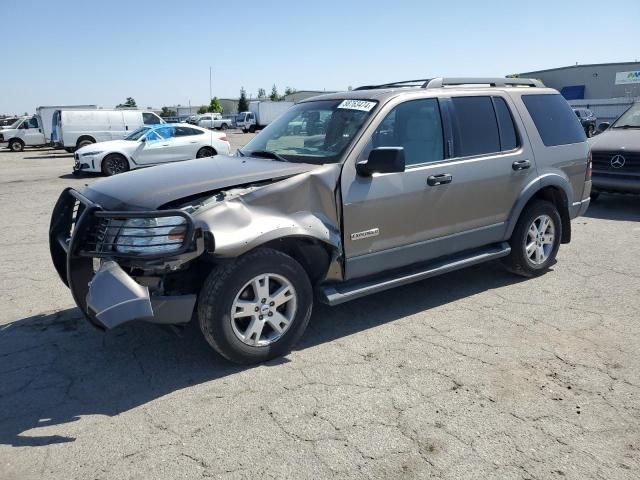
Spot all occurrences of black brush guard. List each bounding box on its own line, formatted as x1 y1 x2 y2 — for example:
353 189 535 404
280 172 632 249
49 187 198 329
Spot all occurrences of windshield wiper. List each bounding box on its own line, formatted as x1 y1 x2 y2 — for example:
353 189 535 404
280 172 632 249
613 124 640 129
248 150 289 162
237 149 246 157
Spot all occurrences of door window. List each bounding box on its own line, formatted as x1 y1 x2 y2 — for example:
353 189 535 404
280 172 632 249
143 112 162 125
451 96 500 157
174 126 198 136
23 117 39 129
145 131 162 142
371 98 444 166
154 126 175 139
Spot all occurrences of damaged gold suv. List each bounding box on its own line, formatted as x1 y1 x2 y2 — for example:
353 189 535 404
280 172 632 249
50 78 591 363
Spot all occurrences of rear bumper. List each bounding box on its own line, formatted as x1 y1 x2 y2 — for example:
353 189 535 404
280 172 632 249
592 173 640 194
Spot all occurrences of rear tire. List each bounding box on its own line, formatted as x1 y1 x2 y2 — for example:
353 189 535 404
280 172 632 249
77 138 94 149
8 139 24 152
587 125 595 138
101 153 129 176
220 123 228 131
502 200 562 278
249 125 256 133
198 248 313 364
196 146 215 158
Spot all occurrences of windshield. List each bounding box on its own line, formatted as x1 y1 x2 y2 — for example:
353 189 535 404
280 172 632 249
125 127 151 140
7 119 22 129
613 103 640 128
240 99 377 164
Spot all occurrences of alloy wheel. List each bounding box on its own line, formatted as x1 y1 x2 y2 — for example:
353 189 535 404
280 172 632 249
230 273 297 347
526 214 555 265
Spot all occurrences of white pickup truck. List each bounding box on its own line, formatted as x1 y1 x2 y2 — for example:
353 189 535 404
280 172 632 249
196 113 231 131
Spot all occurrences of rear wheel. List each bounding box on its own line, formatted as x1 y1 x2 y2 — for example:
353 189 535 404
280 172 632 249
587 124 595 138
198 248 313 364
249 125 256 133
101 153 129 176
8 139 24 152
220 123 228 131
502 200 562 277
196 146 215 158
77 138 94 149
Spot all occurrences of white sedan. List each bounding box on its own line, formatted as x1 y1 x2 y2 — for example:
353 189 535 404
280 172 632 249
73 123 231 176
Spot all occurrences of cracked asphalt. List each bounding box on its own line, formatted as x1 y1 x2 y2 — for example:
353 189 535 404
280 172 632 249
1 136 639 479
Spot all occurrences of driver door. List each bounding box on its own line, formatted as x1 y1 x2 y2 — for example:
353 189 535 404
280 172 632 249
22 116 46 145
134 127 179 165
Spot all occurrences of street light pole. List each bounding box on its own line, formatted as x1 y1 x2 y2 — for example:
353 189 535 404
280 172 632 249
209 66 212 101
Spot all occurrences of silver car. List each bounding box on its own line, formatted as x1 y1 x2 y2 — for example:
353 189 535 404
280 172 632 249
50 77 591 364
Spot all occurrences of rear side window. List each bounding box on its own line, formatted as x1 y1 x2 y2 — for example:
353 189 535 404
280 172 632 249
451 96 500 157
493 97 518 151
522 94 586 146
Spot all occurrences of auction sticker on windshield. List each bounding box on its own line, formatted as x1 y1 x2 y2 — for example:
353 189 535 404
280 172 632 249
337 100 377 112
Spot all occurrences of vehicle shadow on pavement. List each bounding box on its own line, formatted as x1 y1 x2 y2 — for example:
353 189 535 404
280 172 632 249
0 261 523 448
23 154 74 160
584 194 640 221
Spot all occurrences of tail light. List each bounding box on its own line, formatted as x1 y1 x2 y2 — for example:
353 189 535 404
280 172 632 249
219 135 227 142
586 149 592 181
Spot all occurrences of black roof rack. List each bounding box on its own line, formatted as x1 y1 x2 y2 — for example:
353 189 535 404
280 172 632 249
353 79 432 91
354 77 543 91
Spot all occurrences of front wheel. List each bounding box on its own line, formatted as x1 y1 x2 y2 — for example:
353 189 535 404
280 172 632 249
9 139 24 152
198 248 313 364
502 200 562 277
101 153 129 176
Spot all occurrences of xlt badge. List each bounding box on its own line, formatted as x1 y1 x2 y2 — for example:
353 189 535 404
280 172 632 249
351 228 380 241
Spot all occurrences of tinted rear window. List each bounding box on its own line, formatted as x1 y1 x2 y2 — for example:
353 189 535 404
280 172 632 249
451 96 500 157
522 94 586 146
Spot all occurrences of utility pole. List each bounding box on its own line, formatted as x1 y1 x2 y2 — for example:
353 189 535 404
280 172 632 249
209 66 212 101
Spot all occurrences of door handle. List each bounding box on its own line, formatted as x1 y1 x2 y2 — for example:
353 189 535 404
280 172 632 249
427 174 453 186
189 141 198 144
512 160 531 171
160 144 169 146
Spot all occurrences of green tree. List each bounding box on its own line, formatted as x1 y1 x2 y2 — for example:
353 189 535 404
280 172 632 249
116 97 137 108
269 84 279 101
160 106 177 117
284 86 296 97
257 88 266 99
238 87 249 112
207 97 223 114
197 106 208 114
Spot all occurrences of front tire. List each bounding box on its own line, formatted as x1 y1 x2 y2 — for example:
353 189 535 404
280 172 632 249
9 139 24 152
198 248 313 364
502 200 562 277
101 153 129 176
77 138 94 149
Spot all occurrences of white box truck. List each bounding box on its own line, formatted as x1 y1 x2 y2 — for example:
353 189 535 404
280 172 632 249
52 109 164 151
37 105 97 144
236 101 294 133
0 105 97 152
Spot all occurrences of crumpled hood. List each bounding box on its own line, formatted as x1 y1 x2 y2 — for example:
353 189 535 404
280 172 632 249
82 155 321 210
588 128 640 152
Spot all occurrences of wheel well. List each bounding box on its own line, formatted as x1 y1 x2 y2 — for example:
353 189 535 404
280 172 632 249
258 237 334 284
76 135 96 146
8 137 24 144
199 146 216 155
527 186 571 243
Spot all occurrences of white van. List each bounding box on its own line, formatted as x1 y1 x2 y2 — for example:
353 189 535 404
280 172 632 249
0 116 46 151
37 105 97 144
53 109 164 151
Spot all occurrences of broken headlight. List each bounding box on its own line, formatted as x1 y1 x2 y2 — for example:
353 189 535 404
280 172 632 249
115 216 187 254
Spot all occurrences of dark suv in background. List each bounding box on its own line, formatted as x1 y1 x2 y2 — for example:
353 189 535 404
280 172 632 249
573 108 597 137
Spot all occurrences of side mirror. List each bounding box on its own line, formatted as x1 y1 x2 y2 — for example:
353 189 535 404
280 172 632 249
356 147 405 176
140 136 147 142
597 122 610 132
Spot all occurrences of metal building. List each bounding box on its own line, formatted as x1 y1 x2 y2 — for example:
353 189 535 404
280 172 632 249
518 62 640 100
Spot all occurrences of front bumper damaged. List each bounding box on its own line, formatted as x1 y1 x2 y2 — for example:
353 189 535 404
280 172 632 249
49 187 201 329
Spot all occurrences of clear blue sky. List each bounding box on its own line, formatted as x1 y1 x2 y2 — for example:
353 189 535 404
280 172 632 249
2 0 638 114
